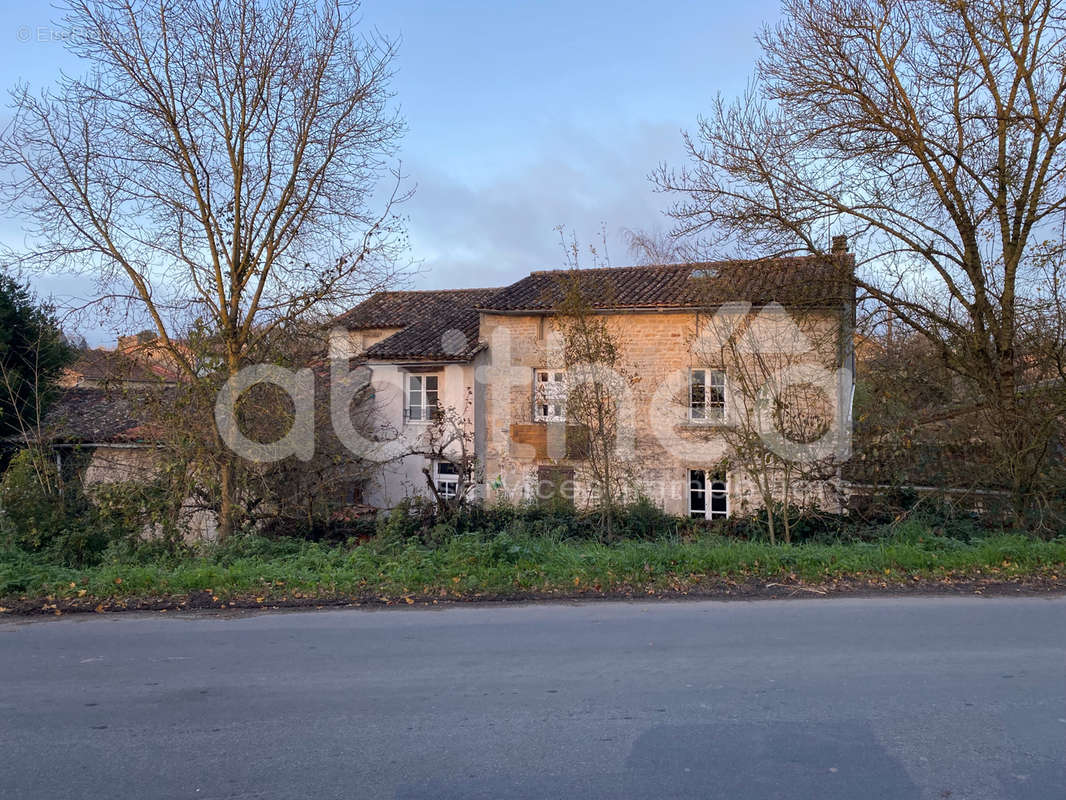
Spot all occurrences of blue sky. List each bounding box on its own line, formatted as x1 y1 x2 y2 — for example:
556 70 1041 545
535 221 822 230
0 0 781 343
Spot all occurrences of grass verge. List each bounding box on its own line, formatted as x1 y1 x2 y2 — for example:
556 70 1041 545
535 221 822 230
2 520 1064 614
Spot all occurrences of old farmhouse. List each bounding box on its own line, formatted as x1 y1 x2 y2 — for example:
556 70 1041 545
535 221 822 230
331 242 856 519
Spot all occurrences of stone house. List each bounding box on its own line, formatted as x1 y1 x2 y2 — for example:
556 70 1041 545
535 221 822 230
333 245 856 519
38 337 184 510
32 339 176 483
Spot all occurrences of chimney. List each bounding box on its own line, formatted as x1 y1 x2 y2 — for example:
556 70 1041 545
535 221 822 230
831 234 848 254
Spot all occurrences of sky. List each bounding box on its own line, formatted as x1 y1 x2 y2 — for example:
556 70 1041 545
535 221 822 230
0 0 782 344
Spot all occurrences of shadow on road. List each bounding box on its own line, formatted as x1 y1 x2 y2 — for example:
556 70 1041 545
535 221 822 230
396 721 922 799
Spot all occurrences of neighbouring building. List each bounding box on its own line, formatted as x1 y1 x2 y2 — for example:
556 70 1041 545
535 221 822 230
21 338 219 540
330 288 501 507
38 338 177 484
59 333 182 389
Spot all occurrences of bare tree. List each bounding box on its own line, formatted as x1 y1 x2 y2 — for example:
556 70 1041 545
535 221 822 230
623 228 701 266
654 0 1066 525
553 230 639 538
694 304 845 543
0 0 408 537
852 298 1065 529
406 389 480 517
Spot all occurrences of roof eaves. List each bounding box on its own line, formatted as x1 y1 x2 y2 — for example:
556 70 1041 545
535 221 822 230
476 301 850 315
365 353 482 367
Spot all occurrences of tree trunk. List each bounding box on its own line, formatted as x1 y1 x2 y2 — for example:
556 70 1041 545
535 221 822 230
782 475 792 545
218 458 236 541
993 352 1030 529
765 499 776 545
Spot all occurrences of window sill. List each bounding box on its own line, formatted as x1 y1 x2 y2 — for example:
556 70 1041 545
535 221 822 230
678 419 728 430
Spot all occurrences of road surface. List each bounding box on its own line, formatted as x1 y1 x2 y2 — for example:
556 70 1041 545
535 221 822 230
2 597 1064 799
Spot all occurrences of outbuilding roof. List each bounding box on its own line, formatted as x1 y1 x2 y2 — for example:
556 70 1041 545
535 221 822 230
61 347 180 386
32 388 151 445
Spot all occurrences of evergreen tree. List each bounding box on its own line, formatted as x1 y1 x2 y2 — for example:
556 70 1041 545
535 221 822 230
0 275 73 441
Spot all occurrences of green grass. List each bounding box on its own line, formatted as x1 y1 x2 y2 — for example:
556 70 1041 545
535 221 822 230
2 520 1064 606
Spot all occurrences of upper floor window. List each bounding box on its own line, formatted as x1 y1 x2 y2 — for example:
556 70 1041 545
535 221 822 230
690 369 726 421
406 374 439 423
534 369 567 422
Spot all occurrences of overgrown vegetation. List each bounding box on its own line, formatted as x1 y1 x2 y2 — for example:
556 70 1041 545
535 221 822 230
1 492 1063 609
0 447 183 566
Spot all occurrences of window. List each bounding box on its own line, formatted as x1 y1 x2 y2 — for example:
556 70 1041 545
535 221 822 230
406 374 439 422
534 369 567 422
688 469 728 520
434 461 459 499
690 369 726 421
341 482 363 505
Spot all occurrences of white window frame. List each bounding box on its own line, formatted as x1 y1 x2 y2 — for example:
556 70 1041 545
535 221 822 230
533 368 567 422
434 460 459 499
688 469 729 520
689 368 726 422
405 373 440 423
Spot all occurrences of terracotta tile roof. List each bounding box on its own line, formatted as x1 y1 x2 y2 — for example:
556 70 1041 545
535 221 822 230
62 348 180 386
333 254 853 362
33 388 150 444
479 255 854 312
333 288 500 331
336 288 503 362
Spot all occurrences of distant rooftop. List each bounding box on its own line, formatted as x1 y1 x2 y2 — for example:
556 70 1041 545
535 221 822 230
60 346 181 388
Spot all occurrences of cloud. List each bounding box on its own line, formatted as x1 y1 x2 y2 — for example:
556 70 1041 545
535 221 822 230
397 120 689 290
9 120 697 343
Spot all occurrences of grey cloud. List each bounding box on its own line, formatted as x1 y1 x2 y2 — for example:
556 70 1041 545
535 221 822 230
399 121 689 290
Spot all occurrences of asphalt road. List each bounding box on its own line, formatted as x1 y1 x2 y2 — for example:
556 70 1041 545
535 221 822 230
1 597 1064 800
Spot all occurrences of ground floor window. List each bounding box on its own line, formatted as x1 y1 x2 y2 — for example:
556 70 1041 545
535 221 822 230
688 469 728 519
434 461 459 498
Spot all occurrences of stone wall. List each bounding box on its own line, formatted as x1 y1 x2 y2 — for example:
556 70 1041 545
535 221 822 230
328 327 403 360
479 307 850 517
80 445 218 541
